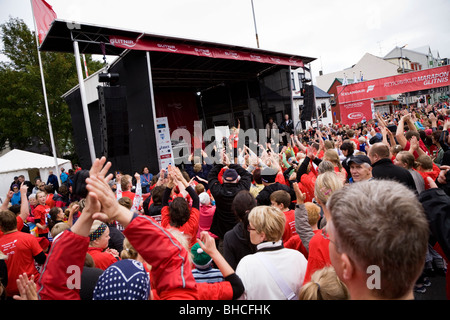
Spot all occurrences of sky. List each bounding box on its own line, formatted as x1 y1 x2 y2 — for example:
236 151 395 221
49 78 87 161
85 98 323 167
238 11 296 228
0 0 449 80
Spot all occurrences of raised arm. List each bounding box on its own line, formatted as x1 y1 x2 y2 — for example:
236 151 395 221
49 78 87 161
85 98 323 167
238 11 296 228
18 183 29 222
37 158 109 300
396 114 409 149
0 190 13 211
292 182 314 252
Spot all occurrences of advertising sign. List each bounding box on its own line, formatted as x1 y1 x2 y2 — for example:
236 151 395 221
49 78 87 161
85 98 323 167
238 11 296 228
340 99 373 126
337 65 450 104
156 117 175 170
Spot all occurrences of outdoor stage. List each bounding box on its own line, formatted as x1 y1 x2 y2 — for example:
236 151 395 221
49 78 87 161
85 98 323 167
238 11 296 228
40 19 315 174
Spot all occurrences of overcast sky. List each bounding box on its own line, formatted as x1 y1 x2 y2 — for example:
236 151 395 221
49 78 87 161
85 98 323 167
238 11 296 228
1 0 449 79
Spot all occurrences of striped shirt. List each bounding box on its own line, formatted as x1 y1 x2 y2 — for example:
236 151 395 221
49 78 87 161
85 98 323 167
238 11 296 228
192 266 224 283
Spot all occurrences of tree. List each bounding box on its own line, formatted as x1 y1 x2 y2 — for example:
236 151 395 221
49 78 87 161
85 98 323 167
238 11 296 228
0 17 103 156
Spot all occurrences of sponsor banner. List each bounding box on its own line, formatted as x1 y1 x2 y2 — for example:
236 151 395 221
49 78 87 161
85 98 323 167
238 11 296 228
156 117 175 170
109 36 304 67
340 99 373 126
337 65 450 104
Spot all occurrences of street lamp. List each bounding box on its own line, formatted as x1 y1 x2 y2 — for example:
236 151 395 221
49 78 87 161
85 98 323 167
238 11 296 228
400 44 407 73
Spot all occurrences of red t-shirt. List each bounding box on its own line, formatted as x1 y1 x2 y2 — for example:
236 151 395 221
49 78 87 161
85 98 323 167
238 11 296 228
429 144 438 158
416 163 441 190
121 190 136 203
87 247 119 270
284 230 321 260
404 139 429 159
282 210 296 243
45 194 55 208
0 231 43 296
317 150 324 160
33 204 50 235
350 138 360 150
230 134 239 149
299 172 317 203
304 231 331 283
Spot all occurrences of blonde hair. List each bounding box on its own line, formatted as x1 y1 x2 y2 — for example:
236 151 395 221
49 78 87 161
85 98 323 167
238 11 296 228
304 202 321 227
248 206 286 242
166 228 193 264
324 140 334 150
299 267 350 300
314 171 344 206
324 149 342 170
51 222 70 238
121 237 139 260
193 163 202 173
120 174 132 191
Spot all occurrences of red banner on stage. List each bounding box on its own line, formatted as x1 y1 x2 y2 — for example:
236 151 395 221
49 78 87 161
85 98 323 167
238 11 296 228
340 99 373 126
31 0 57 44
109 35 304 67
337 65 450 104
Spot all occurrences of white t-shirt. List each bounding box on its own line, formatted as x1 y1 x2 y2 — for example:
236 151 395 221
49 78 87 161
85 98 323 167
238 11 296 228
236 240 307 300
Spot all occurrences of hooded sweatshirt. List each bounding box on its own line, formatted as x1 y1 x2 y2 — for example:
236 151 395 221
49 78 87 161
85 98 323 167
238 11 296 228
223 222 257 270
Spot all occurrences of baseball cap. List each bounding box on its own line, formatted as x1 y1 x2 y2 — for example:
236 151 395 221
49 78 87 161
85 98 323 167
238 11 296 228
223 168 238 182
261 167 278 183
348 155 372 166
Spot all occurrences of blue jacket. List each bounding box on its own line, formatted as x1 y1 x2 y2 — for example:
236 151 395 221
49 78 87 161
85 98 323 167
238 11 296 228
11 192 21 205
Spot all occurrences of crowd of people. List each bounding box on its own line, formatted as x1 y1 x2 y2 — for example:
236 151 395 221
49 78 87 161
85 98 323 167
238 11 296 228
0 101 449 301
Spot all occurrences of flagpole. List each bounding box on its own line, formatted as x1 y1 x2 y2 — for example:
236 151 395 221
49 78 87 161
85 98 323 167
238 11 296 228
73 39 96 165
250 0 260 48
30 0 61 184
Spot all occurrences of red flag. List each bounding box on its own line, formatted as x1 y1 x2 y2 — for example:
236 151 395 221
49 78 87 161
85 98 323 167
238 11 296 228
31 0 57 44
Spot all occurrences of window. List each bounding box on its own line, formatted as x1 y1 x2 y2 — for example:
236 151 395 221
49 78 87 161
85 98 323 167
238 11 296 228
298 73 305 91
291 72 296 91
321 102 327 118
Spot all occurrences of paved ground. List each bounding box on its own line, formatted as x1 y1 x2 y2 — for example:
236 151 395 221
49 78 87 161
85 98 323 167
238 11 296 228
414 272 447 300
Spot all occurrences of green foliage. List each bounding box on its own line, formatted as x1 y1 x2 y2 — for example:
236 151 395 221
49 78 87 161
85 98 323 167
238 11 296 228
0 17 103 156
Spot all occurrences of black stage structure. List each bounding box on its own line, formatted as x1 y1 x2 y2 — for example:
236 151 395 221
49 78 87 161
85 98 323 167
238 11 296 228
40 20 316 175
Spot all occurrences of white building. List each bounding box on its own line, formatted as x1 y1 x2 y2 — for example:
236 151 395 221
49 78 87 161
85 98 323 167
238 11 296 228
315 52 399 92
384 45 444 72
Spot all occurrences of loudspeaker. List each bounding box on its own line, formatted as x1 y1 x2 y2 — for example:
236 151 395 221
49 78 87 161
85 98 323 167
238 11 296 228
97 86 129 158
302 84 314 121
65 89 103 169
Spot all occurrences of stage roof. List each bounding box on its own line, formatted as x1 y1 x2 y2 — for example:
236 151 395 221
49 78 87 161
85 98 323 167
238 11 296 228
39 19 316 66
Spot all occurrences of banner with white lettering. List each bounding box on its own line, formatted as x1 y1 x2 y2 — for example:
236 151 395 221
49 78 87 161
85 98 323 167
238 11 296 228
337 65 450 104
340 99 373 126
109 35 304 67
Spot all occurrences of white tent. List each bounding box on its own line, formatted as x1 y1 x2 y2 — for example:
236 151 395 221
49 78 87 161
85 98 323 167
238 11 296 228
0 149 72 201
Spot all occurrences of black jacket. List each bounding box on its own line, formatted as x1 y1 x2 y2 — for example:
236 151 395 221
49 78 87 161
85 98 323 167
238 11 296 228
256 182 293 207
279 119 294 134
185 162 213 189
208 164 252 239
419 188 450 262
371 158 417 193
